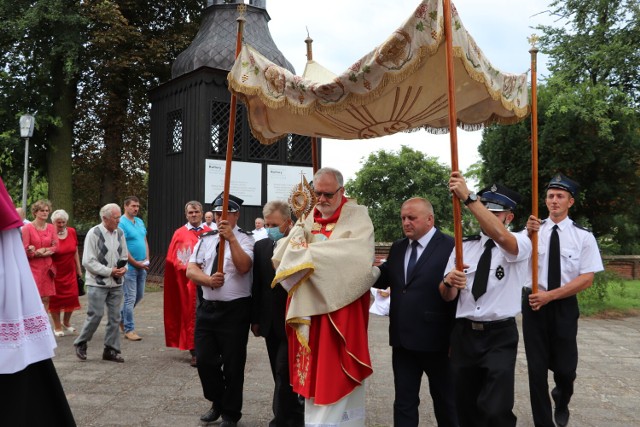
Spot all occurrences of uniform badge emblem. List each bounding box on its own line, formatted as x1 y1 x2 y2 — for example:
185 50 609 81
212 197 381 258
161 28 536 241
495 265 504 280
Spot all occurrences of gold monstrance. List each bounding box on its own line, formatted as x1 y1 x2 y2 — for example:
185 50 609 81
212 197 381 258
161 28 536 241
288 172 317 221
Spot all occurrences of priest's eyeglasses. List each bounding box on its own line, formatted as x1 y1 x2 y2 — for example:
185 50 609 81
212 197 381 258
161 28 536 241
314 186 343 199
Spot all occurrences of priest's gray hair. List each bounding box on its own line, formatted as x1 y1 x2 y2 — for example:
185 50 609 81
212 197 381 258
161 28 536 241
314 167 344 187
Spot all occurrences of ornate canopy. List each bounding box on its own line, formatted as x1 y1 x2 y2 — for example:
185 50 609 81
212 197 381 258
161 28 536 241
228 0 530 145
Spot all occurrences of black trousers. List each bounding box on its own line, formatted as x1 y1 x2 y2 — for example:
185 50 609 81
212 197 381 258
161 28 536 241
522 290 579 427
450 318 519 427
195 297 251 423
265 331 304 427
391 346 458 427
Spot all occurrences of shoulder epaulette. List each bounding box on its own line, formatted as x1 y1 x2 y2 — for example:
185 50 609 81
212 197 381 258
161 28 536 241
463 235 481 242
238 228 253 236
200 230 219 238
540 219 547 224
572 222 592 232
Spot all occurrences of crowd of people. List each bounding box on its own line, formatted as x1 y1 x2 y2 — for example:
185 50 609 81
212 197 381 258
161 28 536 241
4 166 603 427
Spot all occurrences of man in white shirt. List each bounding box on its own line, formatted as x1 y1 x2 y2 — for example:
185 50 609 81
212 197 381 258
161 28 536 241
204 211 215 229
187 193 254 427
441 172 532 427
522 174 603 427
252 217 268 241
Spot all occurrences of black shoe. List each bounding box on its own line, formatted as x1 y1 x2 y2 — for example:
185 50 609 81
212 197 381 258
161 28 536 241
554 406 570 427
552 387 570 427
199 406 221 423
220 421 237 427
102 347 124 363
74 342 87 361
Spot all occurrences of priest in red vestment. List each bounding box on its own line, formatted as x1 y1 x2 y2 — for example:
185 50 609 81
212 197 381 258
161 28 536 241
164 201 212 365
272 167 380 426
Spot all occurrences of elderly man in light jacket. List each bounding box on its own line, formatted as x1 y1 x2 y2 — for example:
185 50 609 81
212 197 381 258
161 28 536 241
73 203 129 363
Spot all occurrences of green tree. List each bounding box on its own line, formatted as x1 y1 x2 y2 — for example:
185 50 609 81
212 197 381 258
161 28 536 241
0 0 201 225
75 0 201 210
478 0 640 253
540 0 639 106
0 0 87 218
344 146 452 242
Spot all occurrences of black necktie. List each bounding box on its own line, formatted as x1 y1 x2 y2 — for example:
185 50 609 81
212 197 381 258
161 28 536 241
211 242 220 276
472 239 495 300
548 225 561 290
406 240 419 281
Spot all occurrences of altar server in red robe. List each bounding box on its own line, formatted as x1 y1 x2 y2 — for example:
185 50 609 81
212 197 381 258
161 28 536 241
164 200 212 366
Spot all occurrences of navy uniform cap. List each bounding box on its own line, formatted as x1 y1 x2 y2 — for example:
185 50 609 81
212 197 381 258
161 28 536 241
547 173 579 197
478 184 521 212
211 192 244 212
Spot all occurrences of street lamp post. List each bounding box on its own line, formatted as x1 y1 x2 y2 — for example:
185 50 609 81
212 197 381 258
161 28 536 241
19 114 35 213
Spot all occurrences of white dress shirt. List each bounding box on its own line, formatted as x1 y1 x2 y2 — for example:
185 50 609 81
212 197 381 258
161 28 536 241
446 231 532 321
190 226 254 301
524 216 603 290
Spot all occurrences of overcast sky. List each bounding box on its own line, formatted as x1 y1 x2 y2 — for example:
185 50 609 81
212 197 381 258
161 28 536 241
262 0 556 186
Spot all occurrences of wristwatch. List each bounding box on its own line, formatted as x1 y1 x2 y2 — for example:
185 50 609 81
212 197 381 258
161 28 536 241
464 192 478 206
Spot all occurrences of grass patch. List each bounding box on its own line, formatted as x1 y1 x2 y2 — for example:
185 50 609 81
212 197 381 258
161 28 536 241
145 276 164 293
579 279 640 318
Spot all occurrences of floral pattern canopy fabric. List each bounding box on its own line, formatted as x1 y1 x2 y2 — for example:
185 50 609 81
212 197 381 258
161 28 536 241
228 0 530 145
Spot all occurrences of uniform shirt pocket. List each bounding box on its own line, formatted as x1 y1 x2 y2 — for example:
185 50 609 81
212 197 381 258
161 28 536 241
561 247 580 271
537 243 547 258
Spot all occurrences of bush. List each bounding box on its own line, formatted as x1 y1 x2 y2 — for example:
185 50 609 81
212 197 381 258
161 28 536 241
578 269 625 315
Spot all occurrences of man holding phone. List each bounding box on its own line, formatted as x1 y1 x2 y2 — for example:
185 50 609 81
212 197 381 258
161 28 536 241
74 203 129 363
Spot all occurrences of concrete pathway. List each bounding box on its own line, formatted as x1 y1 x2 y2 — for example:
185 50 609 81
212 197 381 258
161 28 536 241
52 289 640 426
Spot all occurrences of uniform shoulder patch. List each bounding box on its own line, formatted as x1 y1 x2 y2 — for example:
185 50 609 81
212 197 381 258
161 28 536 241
238 228 253 236
463 235 481 242
200 230 219 238
572 222 592 232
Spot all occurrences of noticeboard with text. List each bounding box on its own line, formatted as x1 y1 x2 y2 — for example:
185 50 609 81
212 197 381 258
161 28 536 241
204 160 262 206
267 165 314 202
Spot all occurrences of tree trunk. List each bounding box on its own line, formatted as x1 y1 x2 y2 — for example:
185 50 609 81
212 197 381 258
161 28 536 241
99 76 129 206
46 57 77 223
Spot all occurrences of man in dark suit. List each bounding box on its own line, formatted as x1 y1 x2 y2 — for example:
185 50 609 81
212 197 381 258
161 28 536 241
251 200 304 427
374 197 458 427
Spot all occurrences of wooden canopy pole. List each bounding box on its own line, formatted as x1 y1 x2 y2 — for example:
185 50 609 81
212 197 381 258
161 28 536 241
529 35 540 293
217 4 246 273
442 0 464 269
305 34 320 174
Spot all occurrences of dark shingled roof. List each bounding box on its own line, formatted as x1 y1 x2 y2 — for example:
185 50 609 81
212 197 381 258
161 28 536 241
172 3 295 78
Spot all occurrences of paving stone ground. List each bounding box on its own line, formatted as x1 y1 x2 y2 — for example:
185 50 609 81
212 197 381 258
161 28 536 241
52 289 640 426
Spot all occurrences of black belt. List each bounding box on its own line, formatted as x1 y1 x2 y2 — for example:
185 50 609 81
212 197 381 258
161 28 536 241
201 296 251 309
457 317 515 331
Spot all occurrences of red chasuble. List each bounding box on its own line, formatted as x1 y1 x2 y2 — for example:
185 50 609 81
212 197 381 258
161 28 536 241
287 197 372 405
164 225 210 350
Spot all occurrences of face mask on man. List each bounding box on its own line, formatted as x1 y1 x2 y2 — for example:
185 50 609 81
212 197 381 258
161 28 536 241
267 225 285 242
